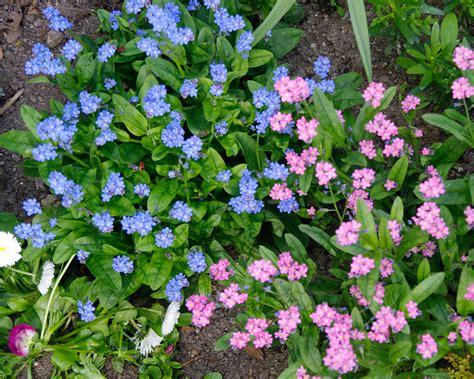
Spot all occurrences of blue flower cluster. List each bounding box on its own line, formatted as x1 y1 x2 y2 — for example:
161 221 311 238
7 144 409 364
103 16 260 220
109 10 121 30
104 78 117 90
146 5 194 45
180 79 198 98
143 85 170 118
263 162 289 181
98 42 116 63
125 0 146 14
95 110 117 146
102 172 125 202
92 211 115 233
229 169 264 214
62 40 82 61
32 143 57 162
214 121 228 135
63 102 80 121
216 169 231 183
313 55 331 79
169 201 193 222
14 223 55 248
182 135 203 160
112 255 134 274
187 248 207 273
79 91 101 114
236 31 254 58
49 218 57 228
252 88 281 134
77 250 90 264
210 63 227 83
121 211 156 236
137 37 162 58
23 198 42 216
214 7 245 34
155 227 175 248
165 273 189 302
36 116 72 147
315 79 335 94
277 197 299 214
25 43 66 76
77 300 96 322
273 66 288 82
134 183 150 198
187 0 200 11
203 0 220 10
161 113 185 148
43 6 72 31
48 171 84 208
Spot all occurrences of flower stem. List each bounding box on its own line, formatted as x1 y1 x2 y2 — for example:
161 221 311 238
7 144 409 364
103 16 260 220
462 99 473 142
40 254 75 341
62 152 88 168
182 171 191 205
7 267 35 278
328 183 343 223
256 134 262 172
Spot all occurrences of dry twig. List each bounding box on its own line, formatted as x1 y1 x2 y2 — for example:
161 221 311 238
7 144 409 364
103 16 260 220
0 88 24 116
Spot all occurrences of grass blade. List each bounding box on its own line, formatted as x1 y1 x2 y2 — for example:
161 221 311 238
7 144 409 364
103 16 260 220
348 0 372 82
252 0 296 46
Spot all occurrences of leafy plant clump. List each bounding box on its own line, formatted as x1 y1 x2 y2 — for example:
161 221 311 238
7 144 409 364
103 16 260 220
0 0 473 378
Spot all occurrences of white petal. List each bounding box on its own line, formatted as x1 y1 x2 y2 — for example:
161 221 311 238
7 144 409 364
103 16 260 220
0 232 22 268
38 261 55 295
136 329 163 356
162 301 181 336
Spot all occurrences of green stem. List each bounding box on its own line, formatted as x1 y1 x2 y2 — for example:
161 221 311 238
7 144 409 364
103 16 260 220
7 267 35 278
256 134 262 172
462 99 473 142
63 152 88 168
40 254 75 341
328 183 343 223
182 170 191 205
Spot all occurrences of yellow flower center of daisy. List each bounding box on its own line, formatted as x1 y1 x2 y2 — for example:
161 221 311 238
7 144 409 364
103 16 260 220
0 247 5 252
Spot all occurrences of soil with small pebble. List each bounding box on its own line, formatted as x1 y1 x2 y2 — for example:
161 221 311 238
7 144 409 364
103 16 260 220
0 1 471 378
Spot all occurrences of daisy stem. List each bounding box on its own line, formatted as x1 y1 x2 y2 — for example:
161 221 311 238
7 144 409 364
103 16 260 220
40 254 75 341
7 267 35 278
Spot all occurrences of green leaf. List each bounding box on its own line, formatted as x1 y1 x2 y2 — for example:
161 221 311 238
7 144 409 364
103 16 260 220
52 350 78 370
440 13 458 48
356 199 378 250
87 255 122 292
144 253 173 291
457 267 474 316
389 341 412 364
248 49 273 68
299 225 338 256
388 155 409 187
401 272 445 306
76 52 96 84
112 94 148 136
118 143 146 164
203 97 222 122
214 332 232 351
259 28 304 59
198 274 212 296
204 374 223 379
417 259 431 283
252 0 296 45
396 228 429 259
312 88 345 147
146 57 181 92
415 178 471 205
348 0 372 81
0 213 17 233
201 148 226 181
234 132 265 171
284 233 307 262
20 105 42 136
0 131 36 156
390 197 404 222
422 114 471 146
147 180 179 214
299 327 321 373
430 135 468 167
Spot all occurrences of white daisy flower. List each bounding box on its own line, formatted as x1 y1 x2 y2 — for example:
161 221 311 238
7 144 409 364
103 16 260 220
162 301 180 336
0 231 22 268
135 329 163 357
37 261 55 295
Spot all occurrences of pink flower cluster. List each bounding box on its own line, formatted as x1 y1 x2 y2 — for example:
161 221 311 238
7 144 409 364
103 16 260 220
452 77 474 100
359 139 377 160
363 82 385 108
270 112 292 132
465 205 474 228
210 259 234 281
296 116 319 143
315 161 337 185
383 137 404 158
274 76 310 103
218 283 248 309
248 259 277 282
348 255 375 278
277 252 308 281
229 331 250 350
186 295 216 327
421 147 432 156
350 282 384 307
310 304 358 374
275 306 301 342
447 331 457 344
269 183 293 201
459 320 473 343
384 180 397 191
387 220 402 245
380 258 394 278
296 367 321 379
352 168 376 190
368 306 407 343
246 318 273 348
401 95 421 113
412 202 449 239
453 46 474 71
335 220 362 246
365 113 398 141
465 283 474 301
416 334 438 359
406 301 421 319
419 166 445 199
286 147 319 175
347 189 373 212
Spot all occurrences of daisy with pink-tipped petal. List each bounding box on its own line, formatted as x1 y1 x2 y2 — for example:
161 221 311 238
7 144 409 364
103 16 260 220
8 324 36 356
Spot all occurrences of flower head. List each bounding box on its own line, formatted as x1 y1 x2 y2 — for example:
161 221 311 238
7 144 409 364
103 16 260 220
38 261 55 295
8 324 36 356
0 232 22 267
